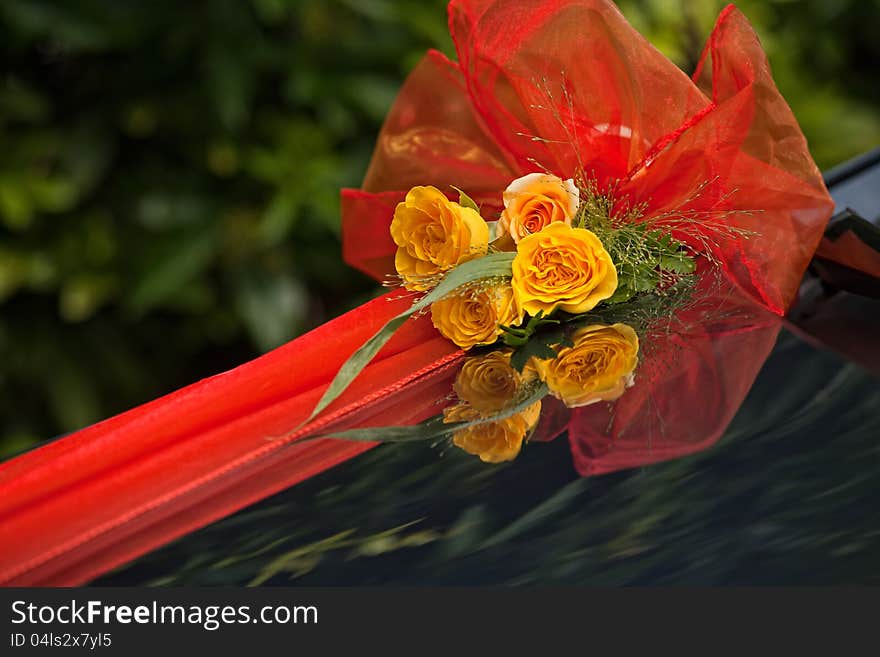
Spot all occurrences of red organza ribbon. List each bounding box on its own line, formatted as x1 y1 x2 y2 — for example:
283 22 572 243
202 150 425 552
0 0 833 585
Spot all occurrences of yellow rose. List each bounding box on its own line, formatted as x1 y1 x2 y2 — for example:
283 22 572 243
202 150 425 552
431 283 523 350
390 186 489 291
511 222 617 315
498 173 580 243
453 351 522 414
534 323 639 408
443 401 542 463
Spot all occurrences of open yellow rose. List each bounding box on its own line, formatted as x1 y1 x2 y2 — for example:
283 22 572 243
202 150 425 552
512 222 617 315
431 283 523 350
534 323 639 408
443 401 542 463
390 186 489 291
498 173 580 243
453 351 522 414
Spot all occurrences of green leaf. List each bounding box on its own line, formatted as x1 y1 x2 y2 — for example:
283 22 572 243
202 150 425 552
500 326 530 348
509 348 529 372
304 251 515 425
511 334 564 372
606 285 636 305
451 186 480 214
312 416 452 444
538 327 573 349
527 344 557 367
500 309 562 348
659 253 696 274
314 382 548 443
633 268 660 292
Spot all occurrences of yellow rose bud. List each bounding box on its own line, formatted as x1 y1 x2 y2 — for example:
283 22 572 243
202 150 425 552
511 222 617 315
443 401 542 463
534 323 639 408
453 351 522 414
390 186 489 291
498 173 580 243
430 283 523 350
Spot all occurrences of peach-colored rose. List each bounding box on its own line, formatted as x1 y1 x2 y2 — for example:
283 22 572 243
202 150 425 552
498 173 580 243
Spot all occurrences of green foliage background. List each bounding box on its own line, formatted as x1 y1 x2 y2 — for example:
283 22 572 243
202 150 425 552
1 0 879 460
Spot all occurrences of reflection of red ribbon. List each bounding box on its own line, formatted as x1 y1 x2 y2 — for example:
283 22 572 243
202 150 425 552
0 1 832 585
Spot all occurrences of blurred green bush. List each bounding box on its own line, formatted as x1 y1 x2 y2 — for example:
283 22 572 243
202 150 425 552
1 0 878 457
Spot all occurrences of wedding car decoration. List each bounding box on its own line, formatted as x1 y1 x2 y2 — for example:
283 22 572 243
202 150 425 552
0 0 835 586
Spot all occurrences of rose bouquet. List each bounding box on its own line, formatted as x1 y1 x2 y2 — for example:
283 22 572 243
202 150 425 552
313 173 703 464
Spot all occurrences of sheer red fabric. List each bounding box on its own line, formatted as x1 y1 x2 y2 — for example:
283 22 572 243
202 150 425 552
0 0 833 585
